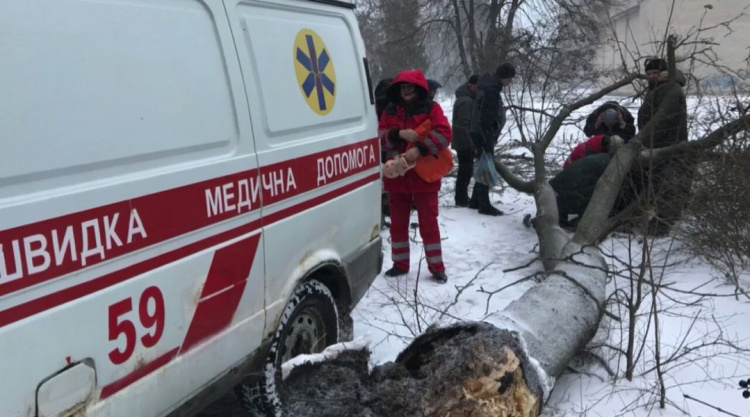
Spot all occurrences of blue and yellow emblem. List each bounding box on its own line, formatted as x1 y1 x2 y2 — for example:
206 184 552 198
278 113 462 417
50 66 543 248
294 29 336 115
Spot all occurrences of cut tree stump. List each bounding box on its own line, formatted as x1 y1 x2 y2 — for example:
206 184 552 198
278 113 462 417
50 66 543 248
280 322 544 417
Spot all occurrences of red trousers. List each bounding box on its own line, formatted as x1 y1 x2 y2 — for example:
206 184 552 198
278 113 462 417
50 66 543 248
388 192 445 273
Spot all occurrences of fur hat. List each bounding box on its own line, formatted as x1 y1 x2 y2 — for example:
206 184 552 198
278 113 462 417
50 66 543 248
644 58 667 72
496 62 516 79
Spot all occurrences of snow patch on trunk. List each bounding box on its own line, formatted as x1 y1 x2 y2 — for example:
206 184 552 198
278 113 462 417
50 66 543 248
281 336 371 380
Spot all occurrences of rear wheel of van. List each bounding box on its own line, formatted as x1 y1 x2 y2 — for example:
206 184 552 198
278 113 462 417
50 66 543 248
235 279 339 416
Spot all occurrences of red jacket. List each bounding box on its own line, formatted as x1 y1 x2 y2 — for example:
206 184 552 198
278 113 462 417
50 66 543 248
563 134 606 169
378 70 452 193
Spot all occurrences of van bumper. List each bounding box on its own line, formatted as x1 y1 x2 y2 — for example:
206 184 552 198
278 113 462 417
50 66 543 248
343 236 383 307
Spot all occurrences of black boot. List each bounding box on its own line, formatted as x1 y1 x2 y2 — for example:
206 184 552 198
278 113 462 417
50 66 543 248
432 271 448 283
478 206 504 216
384 266 408 277
474 183 503 216
468 184 480 209
455 150 473 207
468 193 479 209
522 213 536 228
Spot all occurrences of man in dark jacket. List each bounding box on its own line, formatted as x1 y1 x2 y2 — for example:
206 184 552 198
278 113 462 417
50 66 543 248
583 101 636 141
375 77 393 122
451 74 479 206
638 58 688 148
633 57 691 235
427 79 442 100
468 62 516 216
374 77 394 227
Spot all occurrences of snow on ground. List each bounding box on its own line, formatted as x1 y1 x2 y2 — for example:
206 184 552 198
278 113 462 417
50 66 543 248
353 180 540 365
353 95 750 416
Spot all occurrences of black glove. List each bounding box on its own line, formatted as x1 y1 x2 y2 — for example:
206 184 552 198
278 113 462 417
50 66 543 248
482 142 494 154
387 128 402 144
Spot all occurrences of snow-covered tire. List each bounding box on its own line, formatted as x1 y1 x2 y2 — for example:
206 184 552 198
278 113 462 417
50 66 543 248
235 279 339 416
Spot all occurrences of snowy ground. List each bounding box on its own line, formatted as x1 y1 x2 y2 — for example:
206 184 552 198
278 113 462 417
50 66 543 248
352 95 750 416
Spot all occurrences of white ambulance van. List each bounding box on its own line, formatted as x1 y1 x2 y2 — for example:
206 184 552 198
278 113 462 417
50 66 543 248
0 0 381 415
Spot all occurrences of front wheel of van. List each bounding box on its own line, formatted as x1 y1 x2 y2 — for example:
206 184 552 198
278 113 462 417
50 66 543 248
235 279 339 416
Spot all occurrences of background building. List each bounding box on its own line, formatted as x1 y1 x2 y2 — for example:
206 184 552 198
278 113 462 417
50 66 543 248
597 0 750 90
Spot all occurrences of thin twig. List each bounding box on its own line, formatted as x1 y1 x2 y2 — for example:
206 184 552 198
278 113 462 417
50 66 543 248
502 257 540 273
683 394 742 417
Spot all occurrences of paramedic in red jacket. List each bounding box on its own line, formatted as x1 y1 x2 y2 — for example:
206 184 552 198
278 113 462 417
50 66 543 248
378 69 452 283
563 134 624 169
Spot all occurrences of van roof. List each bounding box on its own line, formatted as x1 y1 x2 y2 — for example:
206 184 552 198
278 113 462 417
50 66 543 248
308 0 355 9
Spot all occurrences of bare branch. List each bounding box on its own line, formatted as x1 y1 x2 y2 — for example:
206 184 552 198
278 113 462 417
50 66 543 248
509 105 557 119
683 395 743 417
566 73 644 114
493 157 535 194
643 113 750 160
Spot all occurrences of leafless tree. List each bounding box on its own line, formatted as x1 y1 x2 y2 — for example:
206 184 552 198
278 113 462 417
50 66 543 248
356 0 429 82
357 0 622 88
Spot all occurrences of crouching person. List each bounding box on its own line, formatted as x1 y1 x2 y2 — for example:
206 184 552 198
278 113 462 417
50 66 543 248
379 69 452 283
551 136 625 228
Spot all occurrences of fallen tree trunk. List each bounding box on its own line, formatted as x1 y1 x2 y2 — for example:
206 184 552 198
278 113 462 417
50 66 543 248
276 247 606 417
276 202 608 416
274 231 606 417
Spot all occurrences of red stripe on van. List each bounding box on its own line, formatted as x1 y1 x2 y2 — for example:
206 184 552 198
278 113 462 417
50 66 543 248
0 138 379 298
179 234 261 354
0 220 262 329
0 173 379 328
99 347 180 400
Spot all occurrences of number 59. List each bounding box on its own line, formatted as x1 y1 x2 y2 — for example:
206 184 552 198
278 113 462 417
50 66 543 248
108 286 165 365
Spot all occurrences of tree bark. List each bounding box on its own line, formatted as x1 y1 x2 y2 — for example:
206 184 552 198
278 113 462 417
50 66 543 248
451 0 472 78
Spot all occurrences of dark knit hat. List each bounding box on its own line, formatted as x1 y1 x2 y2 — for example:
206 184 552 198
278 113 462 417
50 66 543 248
496 62 516 79
468 74 479 84
644 58 667 72
427 79 442 91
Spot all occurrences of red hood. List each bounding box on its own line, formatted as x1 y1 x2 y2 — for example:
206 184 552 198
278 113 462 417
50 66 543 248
387 69 429 103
